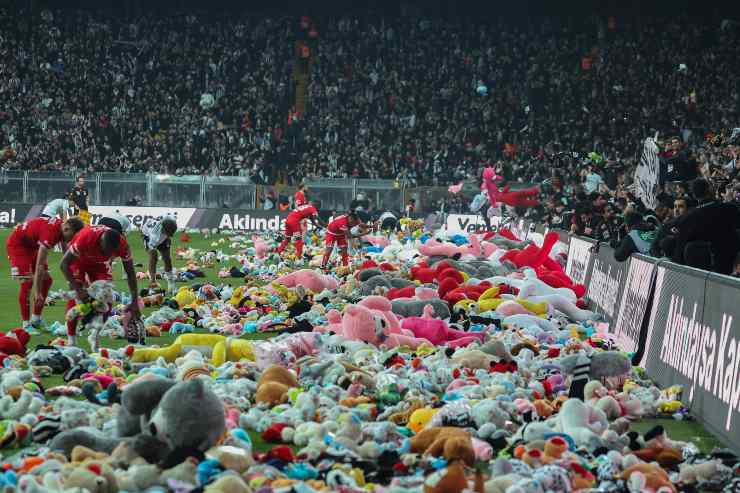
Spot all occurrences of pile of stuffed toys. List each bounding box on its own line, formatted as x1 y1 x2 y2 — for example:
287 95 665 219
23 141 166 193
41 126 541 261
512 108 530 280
0 225 738 493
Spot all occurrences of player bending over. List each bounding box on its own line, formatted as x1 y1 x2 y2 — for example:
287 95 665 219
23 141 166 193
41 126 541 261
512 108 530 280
6 216 85 331
40 194 74 220
60 226 139 346
277 202 324 259
140 216 178 294
320 211 369 270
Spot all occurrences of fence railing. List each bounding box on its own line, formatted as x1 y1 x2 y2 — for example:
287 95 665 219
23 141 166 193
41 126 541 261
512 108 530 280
0 170 465 212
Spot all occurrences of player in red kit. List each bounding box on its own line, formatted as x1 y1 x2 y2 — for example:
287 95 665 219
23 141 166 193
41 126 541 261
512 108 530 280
320 211 369 270
6 216 85 331
277 202 323 259
294 183 309 237
60 226 140 345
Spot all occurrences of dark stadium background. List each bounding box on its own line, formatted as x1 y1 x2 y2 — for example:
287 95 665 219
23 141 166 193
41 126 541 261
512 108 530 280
4 0 740 19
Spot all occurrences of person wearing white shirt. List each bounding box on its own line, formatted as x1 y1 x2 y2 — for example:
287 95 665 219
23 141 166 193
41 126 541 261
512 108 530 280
139 216 178 294
40 197 72 219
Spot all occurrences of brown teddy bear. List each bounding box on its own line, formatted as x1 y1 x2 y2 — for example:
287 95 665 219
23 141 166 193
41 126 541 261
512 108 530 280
255 365 299 406
61 460 119 493
410 427 475 466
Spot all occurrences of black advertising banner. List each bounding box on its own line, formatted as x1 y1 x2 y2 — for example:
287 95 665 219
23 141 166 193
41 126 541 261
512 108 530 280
190 209 289 231
642 265 740 450
0 203 33 226
611 255 656 354
565 236 595 288
585 245 628 328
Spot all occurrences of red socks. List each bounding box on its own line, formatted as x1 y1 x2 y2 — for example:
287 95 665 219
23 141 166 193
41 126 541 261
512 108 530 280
295 240 304 258
66 299 78 336
19 280 32 321
33 276 52 316
341 250 349 267
277 238 290 254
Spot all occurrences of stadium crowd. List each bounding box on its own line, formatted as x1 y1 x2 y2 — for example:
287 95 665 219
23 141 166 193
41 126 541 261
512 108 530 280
1 7 739 273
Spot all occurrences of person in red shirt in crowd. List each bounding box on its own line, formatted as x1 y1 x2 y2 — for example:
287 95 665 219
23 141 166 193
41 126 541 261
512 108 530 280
276 202 324 259
320 211 369 270
6 216 85 331
60 226 140 345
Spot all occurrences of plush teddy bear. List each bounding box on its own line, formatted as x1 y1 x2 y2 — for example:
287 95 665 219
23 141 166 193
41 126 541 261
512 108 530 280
50 377 225 467
0 328 31 361
255 365 299 406
131 333 255 367
410 426 476 466
342 304 430 349
276 269 339 293
401 304 485 348
557 398 608 450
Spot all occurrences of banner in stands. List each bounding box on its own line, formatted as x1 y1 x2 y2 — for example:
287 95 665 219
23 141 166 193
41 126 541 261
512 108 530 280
192 209 289 232
634 136 660 210
642 265 740 447
585 246 628 328
0 203 32 226
565 237 594 286
87 206 197 229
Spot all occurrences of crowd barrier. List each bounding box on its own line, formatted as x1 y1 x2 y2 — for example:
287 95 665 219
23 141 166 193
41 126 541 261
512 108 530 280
565 235 740 452
1 203 738 451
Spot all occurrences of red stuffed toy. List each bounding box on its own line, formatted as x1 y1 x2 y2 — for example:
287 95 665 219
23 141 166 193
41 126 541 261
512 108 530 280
386 286 416 300
0 328 30 359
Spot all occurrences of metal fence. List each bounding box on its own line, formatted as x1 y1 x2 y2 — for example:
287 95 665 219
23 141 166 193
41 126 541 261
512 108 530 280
0 170 463 212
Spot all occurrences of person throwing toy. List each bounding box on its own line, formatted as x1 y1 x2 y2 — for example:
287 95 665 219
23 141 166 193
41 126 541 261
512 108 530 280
60 226 139 345
140 216 178 294
321 211 369 270
6 216 85 331
277 202 324 259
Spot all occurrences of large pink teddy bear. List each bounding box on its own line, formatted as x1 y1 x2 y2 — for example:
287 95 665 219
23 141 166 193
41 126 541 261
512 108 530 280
357 296 411 336
400 305 485 348
314 309 343 334
342 304 430 349
276 269 339 293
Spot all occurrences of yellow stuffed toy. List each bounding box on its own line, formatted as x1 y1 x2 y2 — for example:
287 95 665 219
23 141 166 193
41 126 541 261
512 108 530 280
229 286 247 307
132 333 255 366
408 407 438 433
175 287 196 308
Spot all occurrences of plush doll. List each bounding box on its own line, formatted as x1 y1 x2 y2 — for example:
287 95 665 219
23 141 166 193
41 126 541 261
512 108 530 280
391 298 451 319
342 304 430 349
621 462 678 493
409 426 476 466
401 305 485 348
131 333 255 366
255 365 298 406
482 167 540 209
50 377 226 467
0 328 30 359
252 235 268 259
276 269 339 293
357 296 407 335
557 398 608 450
418 239 467 259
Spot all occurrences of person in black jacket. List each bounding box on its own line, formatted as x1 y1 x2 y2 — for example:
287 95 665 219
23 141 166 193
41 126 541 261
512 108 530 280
650 196 695 258
614 212 657 262
672 179 740 275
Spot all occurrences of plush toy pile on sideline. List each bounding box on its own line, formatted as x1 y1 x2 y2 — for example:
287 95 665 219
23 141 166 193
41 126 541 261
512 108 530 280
0 226 737 493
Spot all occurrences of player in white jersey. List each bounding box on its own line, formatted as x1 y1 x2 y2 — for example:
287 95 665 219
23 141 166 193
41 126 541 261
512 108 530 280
40 197 72 220
98 212 132 235
139 216 178 293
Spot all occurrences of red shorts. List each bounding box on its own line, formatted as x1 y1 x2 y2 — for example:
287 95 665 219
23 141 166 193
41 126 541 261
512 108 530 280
7 246 43 278
284 220 302 239
325 233 348 248
70 262 113 284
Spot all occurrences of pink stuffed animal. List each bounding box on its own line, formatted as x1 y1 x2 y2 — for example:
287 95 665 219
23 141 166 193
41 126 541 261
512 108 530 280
357 296 409 335
252 235 268 259
314 308 343 334
418 238 466 259
342 304 430 349
276 269 339 293
400 304 484 348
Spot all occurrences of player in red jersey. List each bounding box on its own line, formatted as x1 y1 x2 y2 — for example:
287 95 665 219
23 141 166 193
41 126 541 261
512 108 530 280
6 216 85 331
294 183 308 207
60 226 140 345
277 202 324 259
320 211 369 269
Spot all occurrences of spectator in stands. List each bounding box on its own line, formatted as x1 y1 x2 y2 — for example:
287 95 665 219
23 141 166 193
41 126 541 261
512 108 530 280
651 196 696 258
672 179 740 274
614 211 657 262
